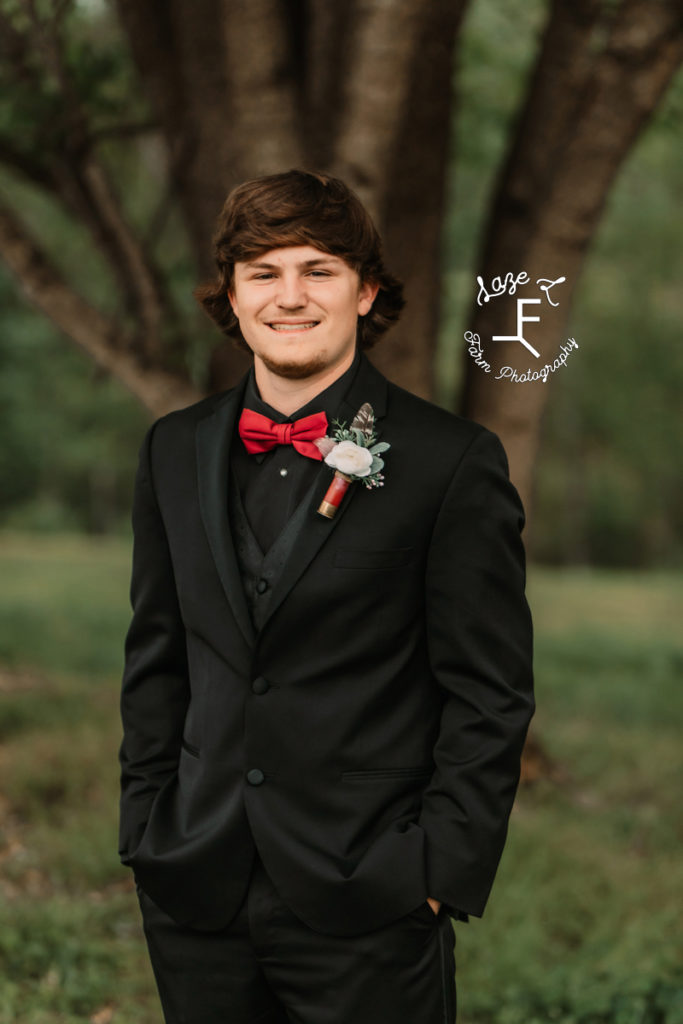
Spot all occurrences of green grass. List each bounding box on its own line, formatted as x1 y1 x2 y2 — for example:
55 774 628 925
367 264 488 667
0 532 132 677
1 534 682 1023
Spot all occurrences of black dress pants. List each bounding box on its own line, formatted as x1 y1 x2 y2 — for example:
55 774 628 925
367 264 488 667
137 853 456 1024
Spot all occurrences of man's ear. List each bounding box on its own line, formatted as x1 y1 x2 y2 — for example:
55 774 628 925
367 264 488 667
358 280 380 317
228 290 238 317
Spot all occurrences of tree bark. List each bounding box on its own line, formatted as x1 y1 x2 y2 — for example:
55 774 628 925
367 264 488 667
114 0 252 389
461 0 683 514
115 0 233 272
332 0 427 220
372 0 470 397
222 0 303 178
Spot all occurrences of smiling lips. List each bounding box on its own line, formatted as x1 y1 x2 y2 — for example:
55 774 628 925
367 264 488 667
267 320 320 332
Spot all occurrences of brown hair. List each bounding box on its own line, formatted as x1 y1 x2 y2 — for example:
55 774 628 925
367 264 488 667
194 169 404 350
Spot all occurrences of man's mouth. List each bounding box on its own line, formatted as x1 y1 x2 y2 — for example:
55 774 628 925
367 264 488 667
267 321 320 332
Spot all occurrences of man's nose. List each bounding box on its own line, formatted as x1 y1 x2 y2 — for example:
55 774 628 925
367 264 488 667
276 273 307 308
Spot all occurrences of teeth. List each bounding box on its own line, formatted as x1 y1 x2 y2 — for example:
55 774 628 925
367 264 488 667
269 322 318 331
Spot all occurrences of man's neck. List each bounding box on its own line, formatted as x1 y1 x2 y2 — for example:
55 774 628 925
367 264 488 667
253 350 357 416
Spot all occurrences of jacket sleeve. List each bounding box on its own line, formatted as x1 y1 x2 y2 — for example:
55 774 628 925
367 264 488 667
118 423 190 865
418 427 534 917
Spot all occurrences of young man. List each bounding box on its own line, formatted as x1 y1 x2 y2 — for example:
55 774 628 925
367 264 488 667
119 169 534 1024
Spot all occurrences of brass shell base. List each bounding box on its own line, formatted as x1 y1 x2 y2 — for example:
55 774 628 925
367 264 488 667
317 500 338 519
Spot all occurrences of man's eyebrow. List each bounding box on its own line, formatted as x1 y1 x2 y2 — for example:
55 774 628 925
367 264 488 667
243 256 342 270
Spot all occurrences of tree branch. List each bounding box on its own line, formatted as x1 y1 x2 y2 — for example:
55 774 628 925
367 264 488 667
15 0 178 357
79 155 166 353
0 198 201 417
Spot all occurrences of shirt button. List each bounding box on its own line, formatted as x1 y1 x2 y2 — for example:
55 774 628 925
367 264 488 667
247 768 265 786
256 578 269 594
252 677 270 695
279 468 288 477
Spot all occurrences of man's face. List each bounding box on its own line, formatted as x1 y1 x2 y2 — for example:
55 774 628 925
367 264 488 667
229 245 378 380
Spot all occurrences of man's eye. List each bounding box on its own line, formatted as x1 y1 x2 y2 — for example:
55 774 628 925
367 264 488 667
253 273 275 280
308 270 331 278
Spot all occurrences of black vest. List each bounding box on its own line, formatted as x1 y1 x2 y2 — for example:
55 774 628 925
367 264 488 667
229 472 319 632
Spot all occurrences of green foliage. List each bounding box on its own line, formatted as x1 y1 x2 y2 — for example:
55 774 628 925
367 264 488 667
0 533 131 673
0 0 148 163
0 895 156 1024
0 540 682 1021
0 285 149 533
455 568 683 1024
1 900 119 1019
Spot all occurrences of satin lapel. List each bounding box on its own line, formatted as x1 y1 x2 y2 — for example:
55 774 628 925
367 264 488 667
196 375 256 648
260 355 389 632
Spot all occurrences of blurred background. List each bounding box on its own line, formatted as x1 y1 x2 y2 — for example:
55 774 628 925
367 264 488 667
0 0 681 1021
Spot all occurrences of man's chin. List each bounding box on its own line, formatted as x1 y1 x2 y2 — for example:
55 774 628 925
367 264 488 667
257 352 331 381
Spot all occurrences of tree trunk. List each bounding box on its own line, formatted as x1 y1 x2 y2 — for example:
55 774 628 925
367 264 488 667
460 0 683 514
114 0 468 398
116 0 233 274
373 0 470 397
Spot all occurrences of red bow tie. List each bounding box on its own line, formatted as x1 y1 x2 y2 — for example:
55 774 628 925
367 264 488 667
238 408 328 460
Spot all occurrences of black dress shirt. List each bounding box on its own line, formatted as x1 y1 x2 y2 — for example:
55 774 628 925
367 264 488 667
231 350 361 554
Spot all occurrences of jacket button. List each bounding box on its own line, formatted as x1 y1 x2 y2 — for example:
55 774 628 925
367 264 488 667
256 578 269 594
247 768 265 786
252 677 270 694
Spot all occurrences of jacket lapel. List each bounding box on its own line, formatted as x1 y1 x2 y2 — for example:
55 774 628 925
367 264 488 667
260 355 389 632
196 375 257 648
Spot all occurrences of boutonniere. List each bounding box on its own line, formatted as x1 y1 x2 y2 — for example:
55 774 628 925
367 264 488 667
314 402 390 519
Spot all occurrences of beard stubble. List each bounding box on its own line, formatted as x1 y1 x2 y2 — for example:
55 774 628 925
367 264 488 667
256 350 333 380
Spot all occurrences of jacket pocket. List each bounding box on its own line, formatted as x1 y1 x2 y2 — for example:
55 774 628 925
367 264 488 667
181 738 200 758
406 900 442 927
333 547 413 570
341 766 432 781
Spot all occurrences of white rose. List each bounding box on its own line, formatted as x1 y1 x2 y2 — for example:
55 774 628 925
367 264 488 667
324 439 374 477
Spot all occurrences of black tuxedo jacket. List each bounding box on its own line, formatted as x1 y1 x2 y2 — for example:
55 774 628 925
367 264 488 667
119 354 534 936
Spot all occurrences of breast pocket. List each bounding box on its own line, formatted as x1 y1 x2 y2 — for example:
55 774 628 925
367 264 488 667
333 547 413 570
341 767 433 782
